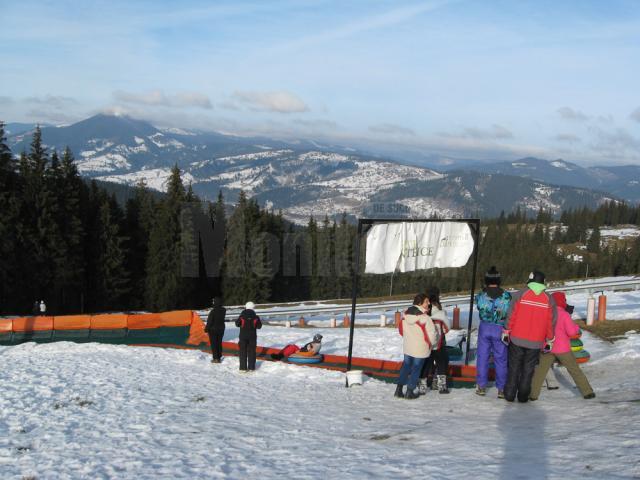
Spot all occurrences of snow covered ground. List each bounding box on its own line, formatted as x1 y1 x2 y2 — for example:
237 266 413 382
1 332 639 479
2 286 639 478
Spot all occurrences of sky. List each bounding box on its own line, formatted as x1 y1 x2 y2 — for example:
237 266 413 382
1 0 640 166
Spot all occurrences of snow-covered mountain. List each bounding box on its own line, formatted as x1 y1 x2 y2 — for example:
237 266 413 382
461 157 640 203
6 114 621 221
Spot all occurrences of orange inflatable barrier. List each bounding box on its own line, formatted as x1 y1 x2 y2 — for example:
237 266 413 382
128 311 193 330
186 311 208 346
0 319 12 333
53 315 91 330
90 314 128 330
127 313 161 330
12 316 54 332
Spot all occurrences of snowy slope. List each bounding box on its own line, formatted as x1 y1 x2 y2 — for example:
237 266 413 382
1 331 638 479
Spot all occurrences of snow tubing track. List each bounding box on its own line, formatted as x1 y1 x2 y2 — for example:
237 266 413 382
0 312 590 387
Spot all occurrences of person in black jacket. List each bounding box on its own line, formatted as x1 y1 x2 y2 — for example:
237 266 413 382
235 301 262 372
205 297 227 363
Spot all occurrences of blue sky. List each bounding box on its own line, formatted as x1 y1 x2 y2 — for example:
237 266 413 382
1 0 639 165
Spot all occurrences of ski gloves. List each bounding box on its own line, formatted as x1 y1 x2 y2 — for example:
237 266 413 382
542 337 555 354
501 329 510 345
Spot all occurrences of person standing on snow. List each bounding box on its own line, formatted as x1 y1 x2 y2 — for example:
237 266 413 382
235 301 262 372
39 300 46 315
474 266 512 398
395 293 437 400
205 296 227 363
529 291 595 400
503 271 557 403
418 286 451 395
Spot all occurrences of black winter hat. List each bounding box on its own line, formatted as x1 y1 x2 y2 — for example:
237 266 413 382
484 266 501 286
313 334 323 342
528 270 546 284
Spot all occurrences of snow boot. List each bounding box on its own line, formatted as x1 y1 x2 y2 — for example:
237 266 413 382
437 375 449 394
497 390 505 399
394 384 404 398
418 379 428 395
430 376 438 390
475 386 486 396
584 392 596 400
405 388 420 400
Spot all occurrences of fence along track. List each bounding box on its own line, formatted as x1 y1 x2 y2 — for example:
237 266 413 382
204 277 640 323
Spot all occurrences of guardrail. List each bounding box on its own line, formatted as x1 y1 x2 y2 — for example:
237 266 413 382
202 276 640 322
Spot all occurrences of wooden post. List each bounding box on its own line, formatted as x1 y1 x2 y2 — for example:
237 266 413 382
330 317 337 328
394 310 401 327
452 306 460 329
379 314 387 327
586 297 596 326
285 320 292 328
343 314 350 328
597 294 607 323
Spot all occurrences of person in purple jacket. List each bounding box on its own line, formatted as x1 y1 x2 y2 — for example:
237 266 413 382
474 267 512 398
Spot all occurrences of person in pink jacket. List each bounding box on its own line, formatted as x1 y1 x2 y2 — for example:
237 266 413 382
529 291 595 400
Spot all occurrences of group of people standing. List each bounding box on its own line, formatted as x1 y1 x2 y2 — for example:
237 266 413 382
205 298 262 372
396 266 595 402
395 287 451 399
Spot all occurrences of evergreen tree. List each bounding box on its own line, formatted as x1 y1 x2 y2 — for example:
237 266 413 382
95 197 130 310
145 165 189 311
0 123 20 312
587 226 601 254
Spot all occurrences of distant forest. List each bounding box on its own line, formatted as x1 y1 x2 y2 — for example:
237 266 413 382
2 123 640 315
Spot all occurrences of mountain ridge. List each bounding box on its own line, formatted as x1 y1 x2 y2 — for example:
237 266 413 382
5 114 632 222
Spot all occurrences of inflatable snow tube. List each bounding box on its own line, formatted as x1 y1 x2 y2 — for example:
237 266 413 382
571 338 584 352
288 353 324 364
573 349 590 364
570 329 582 340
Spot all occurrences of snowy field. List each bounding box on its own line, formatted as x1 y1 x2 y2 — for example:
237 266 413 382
1 332 639 479
1 287 640 478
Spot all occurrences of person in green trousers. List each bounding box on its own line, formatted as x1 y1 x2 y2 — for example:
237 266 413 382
530 291 595 400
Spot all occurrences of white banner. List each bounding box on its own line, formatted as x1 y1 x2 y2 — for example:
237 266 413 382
364 222 475 274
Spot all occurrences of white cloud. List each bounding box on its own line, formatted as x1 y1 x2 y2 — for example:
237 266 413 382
440 124 513 140
113 90 212 109
232 91 309 113
588 126 640 160
553 134 581 144
557 107 589 122
631 107 640 123
368 123 415 136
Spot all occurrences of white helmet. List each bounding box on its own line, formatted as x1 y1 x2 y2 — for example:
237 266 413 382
245 301 256 310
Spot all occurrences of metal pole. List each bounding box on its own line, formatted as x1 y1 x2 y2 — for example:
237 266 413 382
346 220 363 385
464 220 480 365
389 268 395 297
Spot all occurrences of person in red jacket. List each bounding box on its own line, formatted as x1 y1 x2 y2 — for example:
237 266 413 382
529 292 595 400
503 271 557 403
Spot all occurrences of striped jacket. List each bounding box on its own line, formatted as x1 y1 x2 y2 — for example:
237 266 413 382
506 287 557 349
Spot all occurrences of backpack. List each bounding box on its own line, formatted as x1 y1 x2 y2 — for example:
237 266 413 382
476 291 511 325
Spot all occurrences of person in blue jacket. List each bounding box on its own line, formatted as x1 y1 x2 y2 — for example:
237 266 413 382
475 266 511 398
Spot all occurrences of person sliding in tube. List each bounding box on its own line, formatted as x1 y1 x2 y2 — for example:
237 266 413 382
271 334 323 360
418 286 450 394
529 292 595 400
394 293 437 400
474 267 512 398
503 271 557 403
